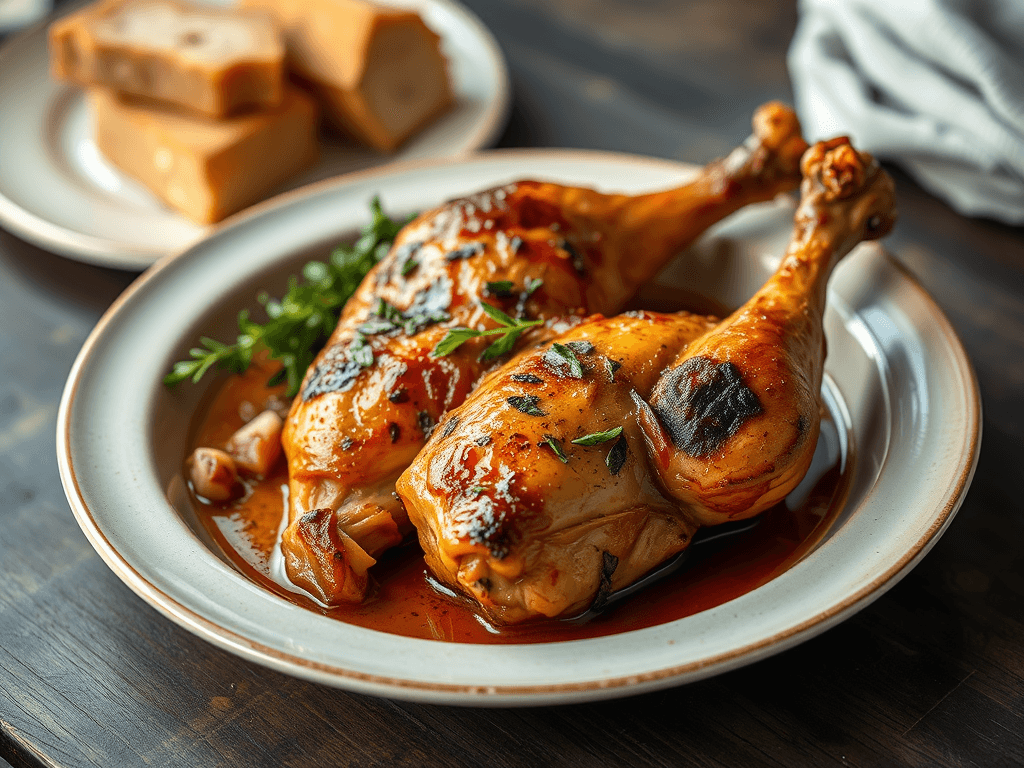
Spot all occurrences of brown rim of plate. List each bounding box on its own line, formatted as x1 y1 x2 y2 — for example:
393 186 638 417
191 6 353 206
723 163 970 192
56 149 982 700
0 0 511 269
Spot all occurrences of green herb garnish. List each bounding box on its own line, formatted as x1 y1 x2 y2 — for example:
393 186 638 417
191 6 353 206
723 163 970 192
539 434 569 463
507 395 544 416
431 302 542 361
358 297 448 338
544 342 584 378
511 373 544 384
571 426 623 446
606 435 629 475
374 298 402 321
605 357 622 383
485 280 515 297
164 196 407 397
431 328 485 357
566 340 594 354
349 333 374 368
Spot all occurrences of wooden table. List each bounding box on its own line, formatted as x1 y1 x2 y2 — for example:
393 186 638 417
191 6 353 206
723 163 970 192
3 1 1024 765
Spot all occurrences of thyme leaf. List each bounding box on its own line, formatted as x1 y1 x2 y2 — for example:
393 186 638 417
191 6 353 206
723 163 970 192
566 340 595 355
479 301 517 327
430 302 542 360
539 434 569 463
431 328 484 357
507 395 544 416
606 435 629 475
544 342 584 378
605 357 622 383
571 426 623 446
445 242 485 261
478 326 531 361
485 280 515 297
349 333 374 368
511 373 544 384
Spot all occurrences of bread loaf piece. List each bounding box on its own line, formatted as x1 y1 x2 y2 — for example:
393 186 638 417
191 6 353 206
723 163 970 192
241 0 453 152
91 86 318 223
51 0 285 118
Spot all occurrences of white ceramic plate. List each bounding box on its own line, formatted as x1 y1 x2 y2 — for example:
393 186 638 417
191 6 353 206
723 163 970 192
57 149 981 706
0 0 509 270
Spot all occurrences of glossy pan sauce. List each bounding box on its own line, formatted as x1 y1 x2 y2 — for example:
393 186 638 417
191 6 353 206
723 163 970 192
191 354 850 645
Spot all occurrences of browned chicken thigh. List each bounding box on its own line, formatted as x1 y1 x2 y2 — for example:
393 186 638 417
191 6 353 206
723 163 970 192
281 103 807 604
396 137 897 624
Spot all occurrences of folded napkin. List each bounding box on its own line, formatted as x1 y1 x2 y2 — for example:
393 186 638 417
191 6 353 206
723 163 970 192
788 0 1024 224
0 0 51 34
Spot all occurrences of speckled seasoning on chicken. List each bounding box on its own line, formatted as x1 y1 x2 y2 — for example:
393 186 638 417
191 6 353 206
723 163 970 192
279 102 809 605
396 137 896 624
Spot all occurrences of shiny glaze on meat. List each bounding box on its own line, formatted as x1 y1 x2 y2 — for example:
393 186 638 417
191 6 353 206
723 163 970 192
397 312 718 622
190 355 850 643
281 103 808 604
397 138 897 624
644 137 897 524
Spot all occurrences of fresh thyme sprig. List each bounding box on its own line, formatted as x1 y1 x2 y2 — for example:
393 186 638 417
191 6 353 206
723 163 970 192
163 197 408 397
431 302 542 361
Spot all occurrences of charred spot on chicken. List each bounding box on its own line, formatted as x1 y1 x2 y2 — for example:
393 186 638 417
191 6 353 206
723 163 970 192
589 551 621 613
653 356 763 457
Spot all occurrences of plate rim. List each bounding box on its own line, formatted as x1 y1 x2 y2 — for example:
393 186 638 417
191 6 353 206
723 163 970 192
0 0 512 270
56 147 983 704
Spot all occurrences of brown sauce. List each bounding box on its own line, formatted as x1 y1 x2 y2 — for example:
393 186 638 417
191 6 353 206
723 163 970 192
191 358 850 645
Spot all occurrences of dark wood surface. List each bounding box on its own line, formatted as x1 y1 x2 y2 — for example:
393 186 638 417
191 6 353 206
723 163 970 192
2 1 1024 766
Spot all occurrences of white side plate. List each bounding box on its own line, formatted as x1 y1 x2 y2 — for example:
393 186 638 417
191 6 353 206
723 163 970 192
0 0 510 269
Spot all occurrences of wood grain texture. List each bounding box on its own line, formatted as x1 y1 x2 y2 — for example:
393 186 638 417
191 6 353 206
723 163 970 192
3 0 1024 766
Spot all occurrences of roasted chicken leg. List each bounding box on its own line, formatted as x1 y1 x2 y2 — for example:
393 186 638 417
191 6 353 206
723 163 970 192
396 137 896 624
281 103 807 604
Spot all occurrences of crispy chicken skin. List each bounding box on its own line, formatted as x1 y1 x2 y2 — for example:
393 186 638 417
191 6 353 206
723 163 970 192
643 137 896 525
397 312 718 623
396 137 896 624
281 103 808 604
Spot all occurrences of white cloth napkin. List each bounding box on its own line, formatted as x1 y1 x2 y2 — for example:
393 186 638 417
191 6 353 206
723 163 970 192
788 0 1024 224
0 0 51 33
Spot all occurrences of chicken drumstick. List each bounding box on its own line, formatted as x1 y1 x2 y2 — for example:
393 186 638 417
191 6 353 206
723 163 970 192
396 137 897 624
281 103 807 605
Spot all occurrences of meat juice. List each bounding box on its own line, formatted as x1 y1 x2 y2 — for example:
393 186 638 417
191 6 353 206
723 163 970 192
190 357 850 644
